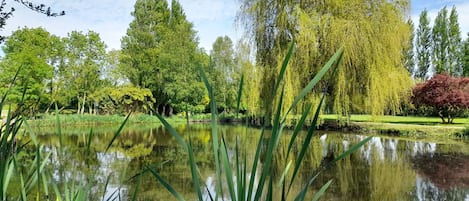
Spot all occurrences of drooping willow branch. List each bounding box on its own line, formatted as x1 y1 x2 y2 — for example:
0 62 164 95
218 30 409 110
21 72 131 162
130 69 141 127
0 0 65 42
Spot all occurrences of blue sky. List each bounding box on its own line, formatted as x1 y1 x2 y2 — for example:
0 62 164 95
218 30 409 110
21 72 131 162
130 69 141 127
0 0 467 51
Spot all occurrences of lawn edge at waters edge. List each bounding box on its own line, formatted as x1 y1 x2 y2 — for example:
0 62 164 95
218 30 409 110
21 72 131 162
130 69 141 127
25 113 468 137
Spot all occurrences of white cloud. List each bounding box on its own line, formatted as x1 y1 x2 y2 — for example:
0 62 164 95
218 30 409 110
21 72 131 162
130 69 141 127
0 0 240 52
0 0 135 50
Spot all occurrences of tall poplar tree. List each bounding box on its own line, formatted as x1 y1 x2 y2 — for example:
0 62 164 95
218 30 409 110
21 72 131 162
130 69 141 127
448 6 462 76
432 6 449 74
463 33 469 76
416 9 432 80
239 0 413 117
404 19 415 75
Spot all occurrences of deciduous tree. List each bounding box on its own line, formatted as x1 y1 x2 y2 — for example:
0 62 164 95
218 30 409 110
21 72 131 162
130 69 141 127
121 0 206 116
404 19 415 75
416 9 432 80
432 7 449 74
209 36 239 112
448 6 462 76
235 39 261 115
412 74 469 123
463 33 469 76
0 27 57 114
59 31 107 114
239 0 413 118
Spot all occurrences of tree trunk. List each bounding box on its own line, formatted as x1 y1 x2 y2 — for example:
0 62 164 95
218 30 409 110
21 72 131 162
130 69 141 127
161 105 166 116
169 107 173 116
77 96 81 114
45 102 54 114
439 110 447 124
80 93 86 114
88 104 93 115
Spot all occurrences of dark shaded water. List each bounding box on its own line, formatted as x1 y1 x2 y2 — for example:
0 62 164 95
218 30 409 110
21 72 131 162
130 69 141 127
22 124 469 200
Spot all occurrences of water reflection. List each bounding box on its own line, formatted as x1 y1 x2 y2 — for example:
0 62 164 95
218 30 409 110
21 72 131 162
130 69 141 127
21 125 469 200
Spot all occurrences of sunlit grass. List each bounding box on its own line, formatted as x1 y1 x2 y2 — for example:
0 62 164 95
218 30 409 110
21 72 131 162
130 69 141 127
321 114 469 125
26 113 186 128
321 114 467 136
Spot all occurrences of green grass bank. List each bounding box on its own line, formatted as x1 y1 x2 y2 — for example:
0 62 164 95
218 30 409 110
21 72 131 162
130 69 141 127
321 114 468 137
23 113 469 137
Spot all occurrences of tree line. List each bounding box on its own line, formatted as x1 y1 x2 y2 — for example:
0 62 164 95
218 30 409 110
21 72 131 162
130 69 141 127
411 6 469 79
0 0 256 117
3 0 469 121
403 6 469 122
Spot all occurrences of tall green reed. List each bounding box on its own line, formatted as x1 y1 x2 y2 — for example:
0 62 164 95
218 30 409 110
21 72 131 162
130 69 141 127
0 67 54 201
147 43 372 201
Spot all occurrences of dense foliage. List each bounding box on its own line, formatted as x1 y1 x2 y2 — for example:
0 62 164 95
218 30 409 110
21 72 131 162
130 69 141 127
120 0 208 116
412 74 469 123
463 33 469 76
1 0 469 122
404 20 415 75
0 28 156 116
239 0 413 119
415 6 465 78
432 6 462 75
0 27 57 114
90 86 155 114
415 9 432 80
208 36 238 112
60 31 107 114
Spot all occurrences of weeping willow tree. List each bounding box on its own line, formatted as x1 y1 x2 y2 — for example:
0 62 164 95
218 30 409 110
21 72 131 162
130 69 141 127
239 0 413 118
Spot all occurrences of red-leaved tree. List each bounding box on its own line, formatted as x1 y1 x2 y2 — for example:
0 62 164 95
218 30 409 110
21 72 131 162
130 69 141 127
412 74 469 123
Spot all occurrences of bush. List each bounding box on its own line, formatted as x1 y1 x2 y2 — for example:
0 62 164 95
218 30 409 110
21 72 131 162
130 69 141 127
412 74 469 123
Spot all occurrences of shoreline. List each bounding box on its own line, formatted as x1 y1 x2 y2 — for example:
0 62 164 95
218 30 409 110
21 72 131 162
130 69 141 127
23 114 468 138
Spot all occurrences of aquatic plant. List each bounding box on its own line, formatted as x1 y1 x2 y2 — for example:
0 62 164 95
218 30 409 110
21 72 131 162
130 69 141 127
148 43 372 200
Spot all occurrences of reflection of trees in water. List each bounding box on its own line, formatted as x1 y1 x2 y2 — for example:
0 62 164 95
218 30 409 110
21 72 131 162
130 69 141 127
411 153 469 201
412 176 469 201
257 133 460 201
23 125 469 200
298 135 460 201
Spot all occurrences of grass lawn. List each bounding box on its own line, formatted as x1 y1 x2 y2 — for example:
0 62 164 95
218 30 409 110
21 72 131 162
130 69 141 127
26 113 186 128
320 114 469 136
14 113 469 137
321 114 469 126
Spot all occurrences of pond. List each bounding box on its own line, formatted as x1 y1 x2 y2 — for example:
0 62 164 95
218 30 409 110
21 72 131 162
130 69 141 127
20 124 469 200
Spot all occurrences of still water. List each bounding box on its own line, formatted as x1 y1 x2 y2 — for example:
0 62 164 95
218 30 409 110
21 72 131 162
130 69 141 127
27 124 469 200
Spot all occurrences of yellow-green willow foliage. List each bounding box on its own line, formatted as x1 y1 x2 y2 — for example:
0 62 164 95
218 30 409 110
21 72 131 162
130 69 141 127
236 40 262 115
239 0 413 117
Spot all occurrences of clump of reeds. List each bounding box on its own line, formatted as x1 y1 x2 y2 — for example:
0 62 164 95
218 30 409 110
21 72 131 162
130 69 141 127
145 43 371 201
